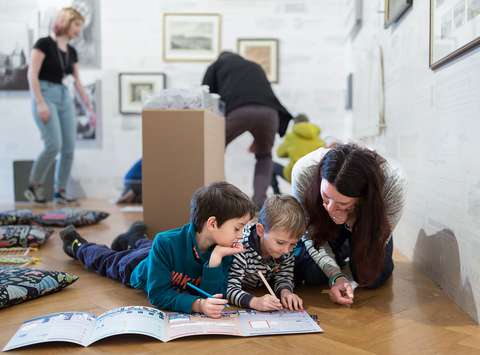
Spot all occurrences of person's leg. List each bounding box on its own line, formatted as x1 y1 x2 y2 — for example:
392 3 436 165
111 221 148 251
294 240 329 286
28 84 62 201
55 87 76 194
271 162 284 194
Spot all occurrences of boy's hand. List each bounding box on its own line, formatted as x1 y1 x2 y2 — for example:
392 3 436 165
199 294 228 319
209 243 245 267
249 294 283 312
280 289 304 311
329 277 354 305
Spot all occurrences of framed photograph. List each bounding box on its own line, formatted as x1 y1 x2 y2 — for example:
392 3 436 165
0 22 32 90
237 38 279 83
385 0 413 27
75 80 102 148
430 0 480 69
119 73 167 115
163 13 221 62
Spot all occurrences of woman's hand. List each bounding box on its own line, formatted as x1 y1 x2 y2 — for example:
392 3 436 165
329 277 354 305
280 289 304 311
37 102 50 123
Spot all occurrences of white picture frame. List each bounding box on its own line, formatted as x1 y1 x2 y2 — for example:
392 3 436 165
163 13 221 62
237 38 279 83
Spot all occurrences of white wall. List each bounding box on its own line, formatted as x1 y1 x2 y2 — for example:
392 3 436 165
348 0 480 322
0 0 347 201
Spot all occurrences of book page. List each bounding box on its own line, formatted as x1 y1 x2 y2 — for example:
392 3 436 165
238 310 323 336
3 312 96 351
165 310 242 341
87 306 166 345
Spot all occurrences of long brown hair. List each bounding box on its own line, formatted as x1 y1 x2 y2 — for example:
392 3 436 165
304 144 391 285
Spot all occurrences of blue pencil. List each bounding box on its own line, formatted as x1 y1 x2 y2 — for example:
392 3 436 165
186 282 231 307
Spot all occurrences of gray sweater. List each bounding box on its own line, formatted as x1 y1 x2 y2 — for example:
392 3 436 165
291 147 407 280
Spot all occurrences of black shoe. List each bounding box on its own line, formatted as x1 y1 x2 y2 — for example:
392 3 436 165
111 221 147 251
60 225 88 259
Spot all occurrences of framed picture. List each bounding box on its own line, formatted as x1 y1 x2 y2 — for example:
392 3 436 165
430 0 480 69
237 38 279 83
163 13 221 62
385 0 413 27
0 22 32 90
75 80 102 148
119 73 167 115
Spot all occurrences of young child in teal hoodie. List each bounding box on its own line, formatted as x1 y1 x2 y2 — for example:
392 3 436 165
60 182 257 318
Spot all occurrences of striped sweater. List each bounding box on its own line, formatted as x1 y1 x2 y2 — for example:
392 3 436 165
291 147 407 281
226 224 295 308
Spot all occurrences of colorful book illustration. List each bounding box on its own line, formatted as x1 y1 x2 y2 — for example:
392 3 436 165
3 306 323 351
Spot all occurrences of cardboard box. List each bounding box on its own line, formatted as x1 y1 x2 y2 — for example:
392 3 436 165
142 109 225 236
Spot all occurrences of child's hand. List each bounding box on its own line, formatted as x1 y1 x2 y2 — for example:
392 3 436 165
199 294 228 319
209 243 245 267
280 289 304 311
250 294 283 312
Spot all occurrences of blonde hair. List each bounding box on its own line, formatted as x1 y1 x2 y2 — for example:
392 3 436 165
258 195 306 239
53 7 84 36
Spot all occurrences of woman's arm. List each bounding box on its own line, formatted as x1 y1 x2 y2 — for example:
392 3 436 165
72 63 92 110
28 49 49 122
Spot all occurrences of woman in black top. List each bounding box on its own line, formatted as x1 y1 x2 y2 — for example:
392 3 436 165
25 7 93 204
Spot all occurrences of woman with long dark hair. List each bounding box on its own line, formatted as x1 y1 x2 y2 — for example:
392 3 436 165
292 143 406 305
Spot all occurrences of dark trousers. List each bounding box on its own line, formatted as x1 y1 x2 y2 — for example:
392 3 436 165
76 238 152 286
271 162 286 194
294 227 394 289
226 105 279 207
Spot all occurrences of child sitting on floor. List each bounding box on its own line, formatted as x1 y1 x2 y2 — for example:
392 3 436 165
226 194 306 311
60 181 257 318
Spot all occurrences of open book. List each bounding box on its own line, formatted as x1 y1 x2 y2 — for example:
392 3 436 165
3 306 322 351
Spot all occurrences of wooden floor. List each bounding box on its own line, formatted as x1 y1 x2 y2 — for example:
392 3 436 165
1 199 479 355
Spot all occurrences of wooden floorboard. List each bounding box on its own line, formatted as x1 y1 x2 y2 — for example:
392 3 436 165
1 199 479 354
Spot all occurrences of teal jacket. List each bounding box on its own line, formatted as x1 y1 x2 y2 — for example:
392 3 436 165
130 223 232 314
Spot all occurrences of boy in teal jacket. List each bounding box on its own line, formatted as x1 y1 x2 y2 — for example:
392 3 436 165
271 114 324 194
60 182 256 318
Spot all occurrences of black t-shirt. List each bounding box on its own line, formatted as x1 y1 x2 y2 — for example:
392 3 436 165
33 36 78 84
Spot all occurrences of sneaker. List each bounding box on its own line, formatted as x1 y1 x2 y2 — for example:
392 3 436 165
54 191 77 205
111 221 147 251
59 225 88 259
24 185 47 204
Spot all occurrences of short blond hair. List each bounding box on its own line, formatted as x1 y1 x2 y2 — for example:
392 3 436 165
53 7 84 36
258 194 306 239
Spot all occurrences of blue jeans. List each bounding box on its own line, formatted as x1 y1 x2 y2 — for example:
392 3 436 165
76 238 152 286
30 80 76 191
294 227 394 288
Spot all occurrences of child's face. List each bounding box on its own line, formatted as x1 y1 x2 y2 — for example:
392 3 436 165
257 224 298 259
211 214 251 247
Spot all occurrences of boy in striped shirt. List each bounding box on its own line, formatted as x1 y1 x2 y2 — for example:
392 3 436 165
226 195 306 311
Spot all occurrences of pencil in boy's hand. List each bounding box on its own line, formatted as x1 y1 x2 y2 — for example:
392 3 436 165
257 270 279 300
186 282 231 308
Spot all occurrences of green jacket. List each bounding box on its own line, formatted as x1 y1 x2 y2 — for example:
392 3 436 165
276 122 325 182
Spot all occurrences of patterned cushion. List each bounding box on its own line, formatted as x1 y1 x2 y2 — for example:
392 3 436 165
0 267 79 309
0 210 35 226
35 208 109 227
0 225 53 248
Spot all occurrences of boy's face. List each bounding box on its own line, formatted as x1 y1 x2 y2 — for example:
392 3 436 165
211 214 251 247
256 224 299 259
